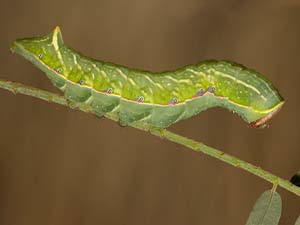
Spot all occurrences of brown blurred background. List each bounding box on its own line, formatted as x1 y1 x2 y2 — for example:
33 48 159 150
0 0 300 224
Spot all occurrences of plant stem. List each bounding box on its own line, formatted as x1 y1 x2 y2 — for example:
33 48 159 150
1 78 299 196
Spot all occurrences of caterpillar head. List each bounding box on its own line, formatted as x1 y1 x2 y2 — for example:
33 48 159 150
250 101 284 128
10 26 64 68
248 82 284 128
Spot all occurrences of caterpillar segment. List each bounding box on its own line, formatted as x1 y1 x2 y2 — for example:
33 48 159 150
10 27 284 128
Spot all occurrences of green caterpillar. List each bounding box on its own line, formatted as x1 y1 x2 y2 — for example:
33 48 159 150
10 27 284 128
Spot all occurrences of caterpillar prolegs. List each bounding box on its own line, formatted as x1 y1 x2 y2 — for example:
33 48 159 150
11 27 284 128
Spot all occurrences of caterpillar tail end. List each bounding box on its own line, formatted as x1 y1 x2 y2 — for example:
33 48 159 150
250 101 284 128
10 25 62 54
54 26 61 34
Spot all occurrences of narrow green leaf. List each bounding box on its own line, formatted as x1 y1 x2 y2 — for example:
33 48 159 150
295 216 300 225
246 190 282 225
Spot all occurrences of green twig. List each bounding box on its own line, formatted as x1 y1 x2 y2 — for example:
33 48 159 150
1 78 299 196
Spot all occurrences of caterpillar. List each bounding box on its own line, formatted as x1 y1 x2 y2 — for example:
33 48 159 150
10 26 284 128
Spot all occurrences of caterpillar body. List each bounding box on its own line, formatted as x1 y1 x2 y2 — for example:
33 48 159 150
11 27 284 128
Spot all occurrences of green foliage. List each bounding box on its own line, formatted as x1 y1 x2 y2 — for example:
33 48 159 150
246 190 282 225
295 216 300 225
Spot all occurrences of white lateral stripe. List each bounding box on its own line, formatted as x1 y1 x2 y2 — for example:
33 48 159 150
128 78 138 87
186 68 205 76
209 69 266 101
72 54 82 70
30 36 50 42
91 72 95 80
144 75 156 85
92 63 100 72
164 75 178 82
164 76 192 84
52 31 64 64
101 70 108 78
144 76 165 90
187 68 266 101
116 68 128 80
73 54 77 64
178 79 193 84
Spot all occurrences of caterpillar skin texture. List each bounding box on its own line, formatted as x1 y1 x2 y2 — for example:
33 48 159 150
11 27 284 128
